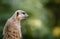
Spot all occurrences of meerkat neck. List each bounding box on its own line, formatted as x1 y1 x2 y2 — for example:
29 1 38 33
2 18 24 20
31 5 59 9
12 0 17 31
9 14 20 24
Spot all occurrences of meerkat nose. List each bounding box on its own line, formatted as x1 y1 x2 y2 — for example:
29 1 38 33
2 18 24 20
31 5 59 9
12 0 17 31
27 14 29 17
25 14 29 18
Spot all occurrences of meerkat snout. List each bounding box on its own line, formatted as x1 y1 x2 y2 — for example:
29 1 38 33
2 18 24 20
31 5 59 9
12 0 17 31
15 10 29 20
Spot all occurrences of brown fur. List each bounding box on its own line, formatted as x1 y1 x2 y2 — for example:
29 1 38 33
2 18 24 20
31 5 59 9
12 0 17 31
3 10 28 39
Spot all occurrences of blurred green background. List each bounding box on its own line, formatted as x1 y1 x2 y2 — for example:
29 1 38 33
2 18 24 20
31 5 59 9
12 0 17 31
0 0 60 39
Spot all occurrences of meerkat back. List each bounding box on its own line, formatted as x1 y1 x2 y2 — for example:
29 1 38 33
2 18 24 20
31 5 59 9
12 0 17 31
3 10 28 39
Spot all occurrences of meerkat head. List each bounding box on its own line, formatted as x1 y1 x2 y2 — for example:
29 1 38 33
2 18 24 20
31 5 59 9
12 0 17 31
14 10 28 20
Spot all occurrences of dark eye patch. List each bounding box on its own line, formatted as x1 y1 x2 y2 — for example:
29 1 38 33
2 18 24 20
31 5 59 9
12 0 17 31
17 12 19 16
22 12 25 15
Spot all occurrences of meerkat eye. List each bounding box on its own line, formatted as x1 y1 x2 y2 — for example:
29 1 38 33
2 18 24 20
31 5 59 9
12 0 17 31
22 12 25 15
17 12 19 16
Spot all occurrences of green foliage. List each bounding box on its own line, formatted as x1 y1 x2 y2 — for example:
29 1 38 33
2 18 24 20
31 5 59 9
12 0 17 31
0 0 60 39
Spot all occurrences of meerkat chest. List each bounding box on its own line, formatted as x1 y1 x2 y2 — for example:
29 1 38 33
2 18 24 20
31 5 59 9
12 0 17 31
14 22 21 31
14 22 22 38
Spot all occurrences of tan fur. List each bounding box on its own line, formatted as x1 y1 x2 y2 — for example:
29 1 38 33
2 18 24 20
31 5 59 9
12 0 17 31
3 10 28 39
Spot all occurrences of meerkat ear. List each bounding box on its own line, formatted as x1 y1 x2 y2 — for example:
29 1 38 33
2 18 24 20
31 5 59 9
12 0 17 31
17 12 19 16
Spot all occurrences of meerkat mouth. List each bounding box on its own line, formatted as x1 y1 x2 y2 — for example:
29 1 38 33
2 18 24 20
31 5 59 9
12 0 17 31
24 15 29 19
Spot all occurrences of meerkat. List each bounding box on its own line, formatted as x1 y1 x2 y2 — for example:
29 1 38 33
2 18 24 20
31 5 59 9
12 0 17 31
3 10 28 39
